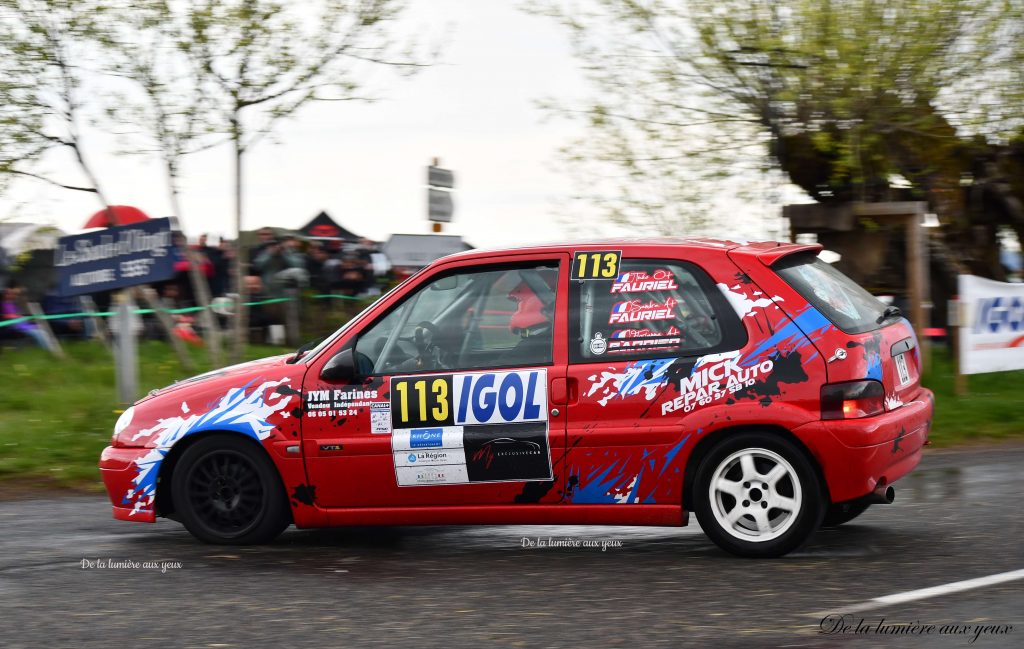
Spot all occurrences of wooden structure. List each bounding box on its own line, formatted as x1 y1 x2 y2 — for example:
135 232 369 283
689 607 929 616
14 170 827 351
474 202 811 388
784 201 930 369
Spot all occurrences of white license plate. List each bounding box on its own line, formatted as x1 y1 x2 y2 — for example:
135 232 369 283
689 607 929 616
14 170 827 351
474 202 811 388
894 352 911 387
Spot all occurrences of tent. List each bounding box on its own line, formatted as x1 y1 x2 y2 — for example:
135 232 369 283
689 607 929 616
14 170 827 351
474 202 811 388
0 223 66 299
383 234 471 270
0 222 65 258
82 205 152 229
298 211 361 242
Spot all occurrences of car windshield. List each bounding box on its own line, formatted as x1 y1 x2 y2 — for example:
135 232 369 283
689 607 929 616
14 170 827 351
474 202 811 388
774 253 889 334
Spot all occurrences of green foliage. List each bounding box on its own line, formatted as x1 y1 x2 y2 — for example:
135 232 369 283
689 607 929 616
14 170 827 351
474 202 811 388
922 347 1024 445
532 0 1024 226
0 340 282 489
0 0 113 195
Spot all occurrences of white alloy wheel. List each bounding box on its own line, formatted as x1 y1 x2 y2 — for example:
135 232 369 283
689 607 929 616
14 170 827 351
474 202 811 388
707 447 803 543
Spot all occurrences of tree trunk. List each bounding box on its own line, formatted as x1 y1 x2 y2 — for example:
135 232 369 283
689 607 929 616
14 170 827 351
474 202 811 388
166 165 223 368
231 125 248 363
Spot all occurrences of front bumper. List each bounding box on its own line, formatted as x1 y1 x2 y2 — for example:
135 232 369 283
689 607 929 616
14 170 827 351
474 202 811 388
99 446 155 523
794 389 934 503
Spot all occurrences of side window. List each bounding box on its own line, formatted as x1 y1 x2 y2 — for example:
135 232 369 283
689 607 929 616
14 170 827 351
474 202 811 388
572 259 742 362
355 262 559 375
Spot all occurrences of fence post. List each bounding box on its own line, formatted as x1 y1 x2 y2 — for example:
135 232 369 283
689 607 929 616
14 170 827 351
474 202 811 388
140 287 195 371
285 288 301 348
26 302 65 359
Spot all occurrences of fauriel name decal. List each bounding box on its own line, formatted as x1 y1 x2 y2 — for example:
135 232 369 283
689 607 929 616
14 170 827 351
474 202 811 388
609 298 678 324
611 269 678 294
390 369 551 486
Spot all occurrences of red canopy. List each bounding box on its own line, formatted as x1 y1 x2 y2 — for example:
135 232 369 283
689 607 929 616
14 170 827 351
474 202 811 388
83 205 152 229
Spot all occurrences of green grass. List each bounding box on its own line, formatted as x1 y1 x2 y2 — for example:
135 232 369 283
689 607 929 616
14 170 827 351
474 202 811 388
921 346 1024 445
0 340 284 491
0 340 1020 492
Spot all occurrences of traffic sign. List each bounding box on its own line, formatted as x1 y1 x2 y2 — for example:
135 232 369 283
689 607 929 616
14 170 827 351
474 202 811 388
429 188 454 223
428 166 455 189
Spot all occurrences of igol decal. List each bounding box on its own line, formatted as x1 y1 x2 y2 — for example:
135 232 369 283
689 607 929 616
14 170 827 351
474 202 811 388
122 378 297 517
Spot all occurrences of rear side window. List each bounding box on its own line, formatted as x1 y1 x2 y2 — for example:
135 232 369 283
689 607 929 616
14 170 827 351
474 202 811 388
775 253 888 334
570 259 745 363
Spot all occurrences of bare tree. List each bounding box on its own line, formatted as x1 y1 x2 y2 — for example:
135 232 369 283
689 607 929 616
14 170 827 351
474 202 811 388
157 0 430 362
0 0 114 210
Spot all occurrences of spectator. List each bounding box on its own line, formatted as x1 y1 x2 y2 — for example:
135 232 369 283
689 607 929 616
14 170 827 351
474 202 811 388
252 237 308 297
1 284 47 348
335 252 366 297
196 234 225 296
41 290 86 339
306 243 336 294
250 227 277 265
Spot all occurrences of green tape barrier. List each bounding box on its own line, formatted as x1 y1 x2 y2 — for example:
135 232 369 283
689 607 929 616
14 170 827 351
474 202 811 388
0 293 368 329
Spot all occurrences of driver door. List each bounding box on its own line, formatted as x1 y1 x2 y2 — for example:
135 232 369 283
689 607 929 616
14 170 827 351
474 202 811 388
302 254 570 508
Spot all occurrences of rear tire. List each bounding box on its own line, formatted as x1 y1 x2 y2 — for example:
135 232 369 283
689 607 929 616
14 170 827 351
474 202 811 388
822 501 870 527
694 433 824 558
171 435 290 544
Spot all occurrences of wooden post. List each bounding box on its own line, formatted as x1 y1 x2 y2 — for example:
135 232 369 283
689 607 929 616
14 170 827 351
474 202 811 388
284 287 301 348
79 295 111 351
26 302 65 359
950 296 968 396
140 287 195 371
113 295 138 404
904 211 929 373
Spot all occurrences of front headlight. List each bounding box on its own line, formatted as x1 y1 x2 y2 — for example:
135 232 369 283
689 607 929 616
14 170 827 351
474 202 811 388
112 406 135 444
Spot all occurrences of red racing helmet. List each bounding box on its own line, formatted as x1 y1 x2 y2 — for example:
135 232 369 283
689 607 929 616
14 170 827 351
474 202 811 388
508 280 549 335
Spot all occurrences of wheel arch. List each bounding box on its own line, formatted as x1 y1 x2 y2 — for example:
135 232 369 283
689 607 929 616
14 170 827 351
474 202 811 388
682 424 830 511
154 430 288 519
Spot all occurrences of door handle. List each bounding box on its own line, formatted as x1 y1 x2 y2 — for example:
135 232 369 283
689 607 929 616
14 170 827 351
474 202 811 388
550 377 579 406
550 377 568 405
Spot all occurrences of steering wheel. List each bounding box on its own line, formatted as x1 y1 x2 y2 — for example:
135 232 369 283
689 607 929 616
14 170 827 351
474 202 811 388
402 320 450 370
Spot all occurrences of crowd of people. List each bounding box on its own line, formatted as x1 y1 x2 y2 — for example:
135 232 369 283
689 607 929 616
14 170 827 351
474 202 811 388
0 228 393 350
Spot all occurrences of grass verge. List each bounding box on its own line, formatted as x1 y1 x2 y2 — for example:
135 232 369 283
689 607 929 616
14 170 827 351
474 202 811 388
0 341 283 491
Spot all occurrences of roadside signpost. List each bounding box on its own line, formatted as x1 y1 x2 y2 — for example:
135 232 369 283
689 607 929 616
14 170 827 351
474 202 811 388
54 217 175 297
427 159 455 227
54 217 175 403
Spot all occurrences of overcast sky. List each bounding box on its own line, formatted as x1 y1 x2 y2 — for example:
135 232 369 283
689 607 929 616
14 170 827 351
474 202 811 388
0 0 793 248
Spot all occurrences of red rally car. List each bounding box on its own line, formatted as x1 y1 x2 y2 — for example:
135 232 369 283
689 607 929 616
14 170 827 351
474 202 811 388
100 239 933 557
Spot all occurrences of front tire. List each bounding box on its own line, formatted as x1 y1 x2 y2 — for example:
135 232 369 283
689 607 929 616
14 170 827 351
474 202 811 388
171 435 291 544
694 433 824 557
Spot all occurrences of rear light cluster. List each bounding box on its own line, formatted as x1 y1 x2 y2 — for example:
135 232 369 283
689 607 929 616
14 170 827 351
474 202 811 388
820 380 885 420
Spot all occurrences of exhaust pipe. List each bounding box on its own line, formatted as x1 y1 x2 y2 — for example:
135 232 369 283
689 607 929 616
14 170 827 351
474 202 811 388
865 484 895 504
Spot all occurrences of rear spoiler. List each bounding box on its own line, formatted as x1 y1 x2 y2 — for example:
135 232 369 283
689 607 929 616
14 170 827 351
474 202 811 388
730 242 823 266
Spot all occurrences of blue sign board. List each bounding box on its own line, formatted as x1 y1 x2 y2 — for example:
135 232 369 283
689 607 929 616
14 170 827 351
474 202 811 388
54 217 175 297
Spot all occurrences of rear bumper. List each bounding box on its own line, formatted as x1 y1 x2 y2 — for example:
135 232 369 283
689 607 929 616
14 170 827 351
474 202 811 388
99 446 155 523
793 389 933 503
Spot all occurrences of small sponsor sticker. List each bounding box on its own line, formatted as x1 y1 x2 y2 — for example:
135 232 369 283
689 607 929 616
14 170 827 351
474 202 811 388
589 332 607 355
370 402 391 434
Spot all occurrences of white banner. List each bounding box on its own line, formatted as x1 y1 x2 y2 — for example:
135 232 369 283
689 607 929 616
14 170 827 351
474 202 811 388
958 275 1024 375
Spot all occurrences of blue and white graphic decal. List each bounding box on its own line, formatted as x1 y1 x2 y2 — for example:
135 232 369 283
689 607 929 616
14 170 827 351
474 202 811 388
389 369 551 487
584 358 675 407
122 378 297 517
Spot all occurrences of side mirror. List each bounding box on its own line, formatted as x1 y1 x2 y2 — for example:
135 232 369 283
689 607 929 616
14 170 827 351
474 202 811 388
320 348 358 382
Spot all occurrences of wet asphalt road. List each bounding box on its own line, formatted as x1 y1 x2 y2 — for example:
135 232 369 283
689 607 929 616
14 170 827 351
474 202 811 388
1 444 1022 649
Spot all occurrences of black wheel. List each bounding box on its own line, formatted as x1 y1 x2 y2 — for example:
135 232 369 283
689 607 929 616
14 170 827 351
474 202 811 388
693 432 825 558
822 501 870 527
171 435 290 544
